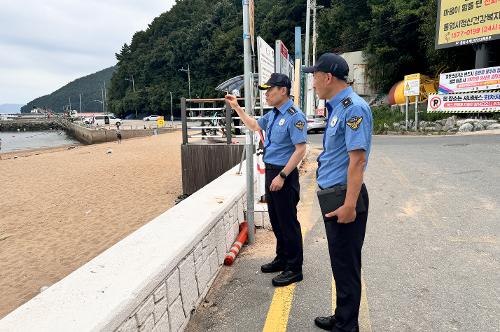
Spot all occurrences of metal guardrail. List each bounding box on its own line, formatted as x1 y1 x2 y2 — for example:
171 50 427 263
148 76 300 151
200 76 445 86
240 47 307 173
181 97 272 145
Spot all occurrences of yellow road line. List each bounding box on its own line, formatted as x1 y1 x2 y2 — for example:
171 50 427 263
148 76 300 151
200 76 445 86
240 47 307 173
262 284 297 332
359 277 373 332
263 159 373 332
262 175 317 331
331 276 337 314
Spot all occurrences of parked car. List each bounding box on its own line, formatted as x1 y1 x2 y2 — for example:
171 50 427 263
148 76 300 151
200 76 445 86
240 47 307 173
143 115 160 121
92 115 122 126
307 115 326 133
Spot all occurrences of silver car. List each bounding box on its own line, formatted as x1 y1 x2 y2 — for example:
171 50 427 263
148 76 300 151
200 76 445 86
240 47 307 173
307 115 326 133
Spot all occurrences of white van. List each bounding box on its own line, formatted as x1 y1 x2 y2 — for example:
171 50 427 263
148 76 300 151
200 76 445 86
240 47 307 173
92 114 122 126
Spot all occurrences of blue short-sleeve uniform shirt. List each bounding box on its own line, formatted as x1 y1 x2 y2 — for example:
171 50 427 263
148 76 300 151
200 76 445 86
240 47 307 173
257 99 307 166
317 87 373 188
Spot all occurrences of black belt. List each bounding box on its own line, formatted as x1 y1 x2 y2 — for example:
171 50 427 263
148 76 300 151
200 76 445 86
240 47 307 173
265 163 285 170
319 183 365 190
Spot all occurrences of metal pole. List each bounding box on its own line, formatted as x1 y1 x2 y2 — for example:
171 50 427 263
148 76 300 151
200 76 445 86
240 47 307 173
170 92 174 126
405 96 409 130
103 81 107 114
312 0 317 65
181 97 188 144
414 97 418 131
304 0 311 116
243 0 255 244
79 94 82 113
131 75 136 92
225 103 232 145
188 65 192 100
69 97 72 110
101 88 105 113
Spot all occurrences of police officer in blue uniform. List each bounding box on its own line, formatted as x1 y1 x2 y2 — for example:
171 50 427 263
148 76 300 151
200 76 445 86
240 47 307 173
304 53 373 332
224 73 307 287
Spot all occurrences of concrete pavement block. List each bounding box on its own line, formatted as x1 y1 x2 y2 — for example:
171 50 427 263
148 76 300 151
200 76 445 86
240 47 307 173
168 296 185 332
209 249 219 275
226 229 234 251
178 254 198 315
166 269 180 305
152 310 169 332
139 314 154 332
196 259 211 294
153 297 168 324
195 256 204 273
153 283 167 303
117 316 138 332
136 296 155 327
193 243 202 262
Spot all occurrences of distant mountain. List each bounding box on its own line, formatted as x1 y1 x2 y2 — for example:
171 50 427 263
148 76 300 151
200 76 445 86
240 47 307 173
0 104 23 113
21 66 116 113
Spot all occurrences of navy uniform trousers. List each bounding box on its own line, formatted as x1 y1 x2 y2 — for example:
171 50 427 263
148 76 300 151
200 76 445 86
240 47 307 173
265 164 303 272
324 184 369 332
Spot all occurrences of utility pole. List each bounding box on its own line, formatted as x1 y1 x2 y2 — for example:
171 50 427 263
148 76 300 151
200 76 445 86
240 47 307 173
101 87 105 113
79 93 82 113
242 0 255 244
103 81 107 114
69 97 72 110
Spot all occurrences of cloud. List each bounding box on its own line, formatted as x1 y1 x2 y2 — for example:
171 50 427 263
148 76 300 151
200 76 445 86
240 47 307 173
0 0 175 104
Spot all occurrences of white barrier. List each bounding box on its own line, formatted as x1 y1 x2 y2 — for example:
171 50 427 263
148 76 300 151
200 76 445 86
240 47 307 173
0 163 248 332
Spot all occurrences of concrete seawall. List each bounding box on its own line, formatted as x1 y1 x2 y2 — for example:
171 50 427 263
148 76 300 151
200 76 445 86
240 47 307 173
61 120 175 144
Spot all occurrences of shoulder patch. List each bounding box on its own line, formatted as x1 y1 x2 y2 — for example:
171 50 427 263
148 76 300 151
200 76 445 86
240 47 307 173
346 116 363 130
287 106 297 115
294 120 305 130
341 97 353 108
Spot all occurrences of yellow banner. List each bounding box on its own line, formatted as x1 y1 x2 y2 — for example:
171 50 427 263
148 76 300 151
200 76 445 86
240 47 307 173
436 0 500 49
157 116 165 127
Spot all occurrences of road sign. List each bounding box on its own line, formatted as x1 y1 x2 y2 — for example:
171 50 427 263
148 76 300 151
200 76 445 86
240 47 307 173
257 36 275 108
404 73 421 97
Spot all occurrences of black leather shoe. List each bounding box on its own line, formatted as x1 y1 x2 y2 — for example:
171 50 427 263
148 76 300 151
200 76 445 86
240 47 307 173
261 258 286 273
271 270 303 287
314 315 336 330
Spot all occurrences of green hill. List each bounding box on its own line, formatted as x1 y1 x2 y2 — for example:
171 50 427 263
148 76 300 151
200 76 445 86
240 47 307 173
21 66 116 113
108 0 499 118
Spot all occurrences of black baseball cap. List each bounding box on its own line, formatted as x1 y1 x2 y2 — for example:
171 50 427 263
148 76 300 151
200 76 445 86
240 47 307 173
303 53 349 81
258 73 292 90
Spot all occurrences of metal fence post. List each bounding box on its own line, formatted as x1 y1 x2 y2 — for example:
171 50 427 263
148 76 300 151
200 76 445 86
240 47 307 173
181 97 188 144
225 103 232 144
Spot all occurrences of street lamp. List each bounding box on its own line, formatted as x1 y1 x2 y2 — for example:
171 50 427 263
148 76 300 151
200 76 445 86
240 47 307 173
125 75 136 92
179 65 191 99
93 99 104 113
125 75 137 118
170 91 174 126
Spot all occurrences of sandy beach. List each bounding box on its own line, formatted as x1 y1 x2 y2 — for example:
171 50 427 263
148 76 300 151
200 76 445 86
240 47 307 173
0 131 182 318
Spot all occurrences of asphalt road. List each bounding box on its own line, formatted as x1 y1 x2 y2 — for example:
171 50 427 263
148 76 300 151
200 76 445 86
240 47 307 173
187 133 500 332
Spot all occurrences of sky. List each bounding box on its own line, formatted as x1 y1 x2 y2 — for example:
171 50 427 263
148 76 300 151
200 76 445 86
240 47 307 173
0 0 176 105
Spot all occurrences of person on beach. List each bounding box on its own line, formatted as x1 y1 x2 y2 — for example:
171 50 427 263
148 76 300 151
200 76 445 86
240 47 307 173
224 73 307 287
116 123 122 144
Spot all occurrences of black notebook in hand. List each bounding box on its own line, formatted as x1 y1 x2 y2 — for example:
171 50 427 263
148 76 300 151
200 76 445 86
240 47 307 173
316 186 366 222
